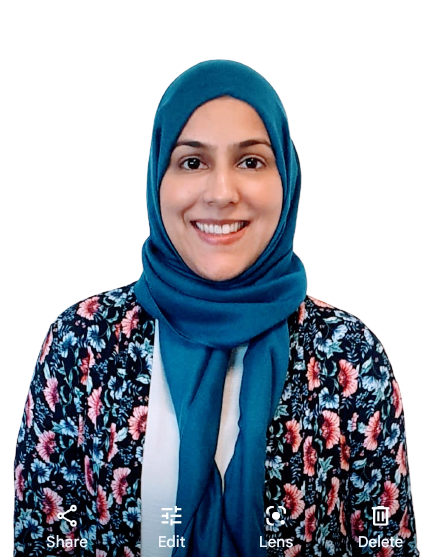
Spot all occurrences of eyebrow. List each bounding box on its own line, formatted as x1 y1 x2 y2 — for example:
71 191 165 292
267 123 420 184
173 138 273 150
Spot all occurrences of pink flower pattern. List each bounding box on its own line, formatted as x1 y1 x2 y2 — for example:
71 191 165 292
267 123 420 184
25 391 34 429
87 387 103 426
43 377 59 411
282 483 305 519
327 477 340 515
111 467 131 504
14 464 24 501
121 306 140 338
77 296 101 319
321 410 340 449
338 359 358 397
303 436 318 476
363 410 381 451
39 327 53 363
42 487 63 524
107 422 119 462
36 430 56 462
97 485 110 525
128 405 148 441
306 356 321 390
284 419 302 452
380 480 400 516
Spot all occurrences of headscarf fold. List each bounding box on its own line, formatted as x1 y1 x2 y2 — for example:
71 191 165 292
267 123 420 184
134 59 307 556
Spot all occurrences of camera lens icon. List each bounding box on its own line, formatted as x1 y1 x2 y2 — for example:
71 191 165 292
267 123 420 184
266 505 286 526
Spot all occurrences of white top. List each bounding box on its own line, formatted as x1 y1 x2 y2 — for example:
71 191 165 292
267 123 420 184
140 320 247 557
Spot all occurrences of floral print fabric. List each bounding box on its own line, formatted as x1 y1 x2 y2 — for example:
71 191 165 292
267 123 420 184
14 282 419 556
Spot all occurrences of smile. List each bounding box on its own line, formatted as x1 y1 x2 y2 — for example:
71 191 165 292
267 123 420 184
193 221 248 235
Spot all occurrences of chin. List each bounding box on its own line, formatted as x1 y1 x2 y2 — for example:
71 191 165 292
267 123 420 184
200 270 240 282
194 262 247 282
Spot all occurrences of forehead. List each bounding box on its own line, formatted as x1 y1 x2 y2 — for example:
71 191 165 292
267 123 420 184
177 96 270 141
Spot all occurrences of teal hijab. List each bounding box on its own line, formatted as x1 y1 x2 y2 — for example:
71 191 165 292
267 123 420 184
134 60 307 556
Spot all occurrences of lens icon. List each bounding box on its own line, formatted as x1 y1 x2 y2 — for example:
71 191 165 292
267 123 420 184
266 505 286 525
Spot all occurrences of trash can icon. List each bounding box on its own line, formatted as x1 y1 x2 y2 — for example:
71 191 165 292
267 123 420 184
372 506 389 526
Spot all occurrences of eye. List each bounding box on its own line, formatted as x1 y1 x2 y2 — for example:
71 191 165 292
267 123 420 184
180 157 206 170
238 157 264 170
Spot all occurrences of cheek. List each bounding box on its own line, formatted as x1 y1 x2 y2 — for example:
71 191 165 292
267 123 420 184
256 179 283 221
160 177 197 219
159 180 180 238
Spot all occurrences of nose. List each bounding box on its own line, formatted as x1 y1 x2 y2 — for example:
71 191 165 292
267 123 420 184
202 164 240 207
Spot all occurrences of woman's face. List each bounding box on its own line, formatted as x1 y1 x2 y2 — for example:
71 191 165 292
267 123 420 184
160 97 283 281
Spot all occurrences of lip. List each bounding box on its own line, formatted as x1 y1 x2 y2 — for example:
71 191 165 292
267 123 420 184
193 219 249 227
191 221 249 245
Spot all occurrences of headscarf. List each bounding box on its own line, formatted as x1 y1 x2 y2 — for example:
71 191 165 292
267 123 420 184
134 59 307 556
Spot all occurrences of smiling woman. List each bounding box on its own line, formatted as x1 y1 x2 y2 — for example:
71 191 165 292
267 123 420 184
13 60 419 557
160 97 283 281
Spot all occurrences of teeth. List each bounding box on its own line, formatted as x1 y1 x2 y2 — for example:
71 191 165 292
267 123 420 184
195 221 246 235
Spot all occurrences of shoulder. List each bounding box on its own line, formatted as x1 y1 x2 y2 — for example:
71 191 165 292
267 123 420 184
55 280 157 329
290 294 392 395
283 296 401 448
41 281 155 362
56 280 139 325
294 294 381 351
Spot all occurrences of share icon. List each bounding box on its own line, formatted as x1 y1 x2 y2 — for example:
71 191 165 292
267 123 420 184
57 505 77 527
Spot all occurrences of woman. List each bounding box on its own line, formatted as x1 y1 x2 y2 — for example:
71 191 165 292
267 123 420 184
14 60 419 556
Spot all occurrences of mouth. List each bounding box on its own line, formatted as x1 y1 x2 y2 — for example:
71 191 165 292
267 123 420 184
191 220 250 245
192 220 249 236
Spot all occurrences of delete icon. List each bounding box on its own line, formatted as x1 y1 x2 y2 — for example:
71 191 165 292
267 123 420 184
372 506 389 526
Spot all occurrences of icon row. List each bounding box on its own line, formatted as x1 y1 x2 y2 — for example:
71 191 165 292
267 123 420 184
56 503 290 528
159 505 288 527
160 505 288 527
56 502 390 534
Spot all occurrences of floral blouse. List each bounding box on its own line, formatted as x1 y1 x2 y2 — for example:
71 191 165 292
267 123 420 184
13 282 419 556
